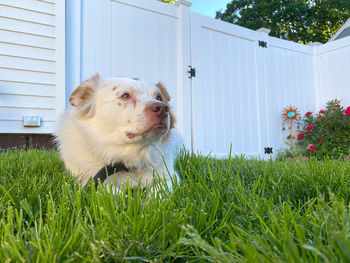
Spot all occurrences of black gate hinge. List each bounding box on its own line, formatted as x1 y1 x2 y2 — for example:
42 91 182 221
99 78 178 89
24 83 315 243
264 147 273 154
188 66 196 78
259 40 267 48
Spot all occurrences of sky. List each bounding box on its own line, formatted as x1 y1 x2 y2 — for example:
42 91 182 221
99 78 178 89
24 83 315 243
190 0 230 18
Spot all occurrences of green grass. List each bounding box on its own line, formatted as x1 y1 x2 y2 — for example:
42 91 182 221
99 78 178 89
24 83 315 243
0 149 350 262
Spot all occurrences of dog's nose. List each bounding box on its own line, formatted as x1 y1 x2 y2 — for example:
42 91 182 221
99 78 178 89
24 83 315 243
150 102 169 113
146 102 169 118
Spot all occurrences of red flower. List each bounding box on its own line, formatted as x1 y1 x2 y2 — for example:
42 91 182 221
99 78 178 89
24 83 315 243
319 109 325 114
318 137 323 142
306 125 314 131
309 145 315 152
305 112 312 116
335 104 341 107
345 106 350 116
298 133 305 139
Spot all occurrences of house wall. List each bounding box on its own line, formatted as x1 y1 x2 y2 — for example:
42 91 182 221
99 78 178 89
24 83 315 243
0 0 65 134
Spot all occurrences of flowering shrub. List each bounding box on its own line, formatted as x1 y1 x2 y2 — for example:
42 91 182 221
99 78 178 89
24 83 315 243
296 99 350 159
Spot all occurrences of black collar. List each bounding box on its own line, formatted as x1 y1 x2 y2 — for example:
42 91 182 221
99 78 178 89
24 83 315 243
93 162 129 189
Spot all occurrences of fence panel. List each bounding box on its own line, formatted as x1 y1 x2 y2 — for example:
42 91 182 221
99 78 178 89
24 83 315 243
190 13 262 157
317 37 350 107
190 14 319 157
263 37 316 151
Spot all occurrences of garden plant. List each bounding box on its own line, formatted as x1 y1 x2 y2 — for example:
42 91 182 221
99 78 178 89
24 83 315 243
296 99 350 160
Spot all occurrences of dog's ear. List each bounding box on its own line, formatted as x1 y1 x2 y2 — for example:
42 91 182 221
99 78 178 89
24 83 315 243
69 73 100 118
156 82 176 143
69 73 100 107
155 82 174 129
156 82 170 103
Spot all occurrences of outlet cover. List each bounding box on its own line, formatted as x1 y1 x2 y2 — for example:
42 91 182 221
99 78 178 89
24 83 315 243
23 116 41 127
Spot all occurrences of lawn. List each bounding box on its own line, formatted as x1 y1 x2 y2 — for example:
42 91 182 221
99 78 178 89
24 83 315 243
0 150 350 262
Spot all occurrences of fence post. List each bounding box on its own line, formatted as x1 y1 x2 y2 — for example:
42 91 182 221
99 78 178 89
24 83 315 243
309 42 322 111
175 1 192 151
56 0 66 123
255 28 271 158
65 0 82 107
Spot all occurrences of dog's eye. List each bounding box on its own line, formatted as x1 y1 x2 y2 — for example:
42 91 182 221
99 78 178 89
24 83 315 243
121 93 130 99
156 95 162 101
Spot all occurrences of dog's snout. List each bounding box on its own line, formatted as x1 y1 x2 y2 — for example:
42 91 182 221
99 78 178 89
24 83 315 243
151 103 169 113
147 102 169 118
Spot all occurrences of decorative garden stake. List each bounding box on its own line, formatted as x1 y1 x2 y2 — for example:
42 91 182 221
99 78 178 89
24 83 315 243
282 106 300 144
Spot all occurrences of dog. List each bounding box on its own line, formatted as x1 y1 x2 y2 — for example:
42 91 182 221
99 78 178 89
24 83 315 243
55 74 181 191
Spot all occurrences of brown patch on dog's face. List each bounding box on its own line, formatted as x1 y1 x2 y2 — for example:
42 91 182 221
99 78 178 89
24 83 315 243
161 110 176 142
169 111 176 130
69 87 94 107
156 82 170 102
154 82 175 142
69 73 100 118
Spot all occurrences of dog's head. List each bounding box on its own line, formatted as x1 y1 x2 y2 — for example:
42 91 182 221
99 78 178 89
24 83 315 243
69 74 175 145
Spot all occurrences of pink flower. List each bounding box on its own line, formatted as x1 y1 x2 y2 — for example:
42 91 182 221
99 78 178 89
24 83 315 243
309 145 315 152
318 137 323 142
345 106 350 116
306 125 314 131
298 133 305 139
319 109 325 114
335 104 341 107
305 112 312 116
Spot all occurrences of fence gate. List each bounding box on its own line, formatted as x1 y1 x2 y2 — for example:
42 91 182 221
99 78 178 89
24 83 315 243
190 13 268 157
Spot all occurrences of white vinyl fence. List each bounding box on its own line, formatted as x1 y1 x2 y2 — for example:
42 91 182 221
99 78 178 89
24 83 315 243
1 0 350 158
190 13 316 156
316 38 350 108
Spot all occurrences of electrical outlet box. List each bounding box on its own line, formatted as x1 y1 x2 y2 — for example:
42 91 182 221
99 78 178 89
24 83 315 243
23 116 41 127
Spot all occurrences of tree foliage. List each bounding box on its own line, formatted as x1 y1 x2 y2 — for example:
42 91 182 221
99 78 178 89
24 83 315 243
216 0 350 44
159 0 176 4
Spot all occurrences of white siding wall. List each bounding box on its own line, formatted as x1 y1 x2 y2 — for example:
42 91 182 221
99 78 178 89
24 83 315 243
0 0 65 133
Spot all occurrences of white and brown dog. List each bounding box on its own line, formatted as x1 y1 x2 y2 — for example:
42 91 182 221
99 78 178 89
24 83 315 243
55 74 181 190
